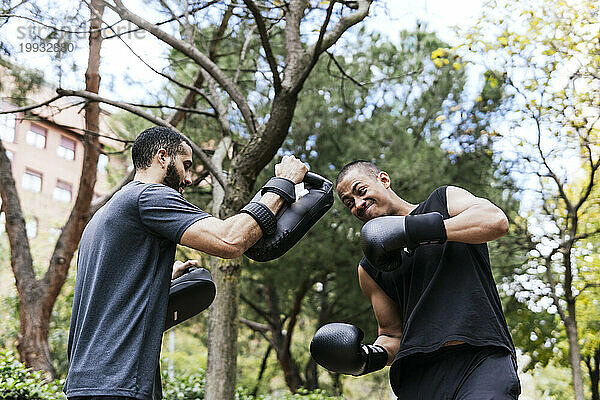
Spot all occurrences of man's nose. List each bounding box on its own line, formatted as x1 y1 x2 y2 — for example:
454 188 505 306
184 171 193 186
355 197 367 210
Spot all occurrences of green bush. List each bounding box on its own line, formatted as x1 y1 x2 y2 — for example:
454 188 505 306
0 350 66 400
161 369 342 400
0 352 340 400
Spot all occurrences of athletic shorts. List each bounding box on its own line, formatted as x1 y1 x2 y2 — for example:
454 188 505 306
390 344 521 400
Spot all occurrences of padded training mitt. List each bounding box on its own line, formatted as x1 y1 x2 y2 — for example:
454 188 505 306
164 267 216 331
244 172 334 262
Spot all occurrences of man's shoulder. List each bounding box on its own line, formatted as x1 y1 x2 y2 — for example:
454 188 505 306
116 181 180 203
412 186 449 216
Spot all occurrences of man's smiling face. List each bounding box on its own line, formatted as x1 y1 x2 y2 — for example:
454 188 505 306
336 168 395 222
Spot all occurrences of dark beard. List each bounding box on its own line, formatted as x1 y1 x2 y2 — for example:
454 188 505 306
162 161 183 192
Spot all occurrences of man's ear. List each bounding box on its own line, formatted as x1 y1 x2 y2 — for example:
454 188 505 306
156 148 168 167
378 171 391 189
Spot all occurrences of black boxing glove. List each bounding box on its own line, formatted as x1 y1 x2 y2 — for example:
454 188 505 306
360 212 447 271
404 212 447 249
310 323 388 376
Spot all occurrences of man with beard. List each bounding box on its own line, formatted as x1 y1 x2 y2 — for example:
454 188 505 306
64 126 307 400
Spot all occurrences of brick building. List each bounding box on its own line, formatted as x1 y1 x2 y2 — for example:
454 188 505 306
0 87 127 270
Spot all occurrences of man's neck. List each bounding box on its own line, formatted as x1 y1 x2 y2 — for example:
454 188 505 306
133 167 163 185
390 192 418 216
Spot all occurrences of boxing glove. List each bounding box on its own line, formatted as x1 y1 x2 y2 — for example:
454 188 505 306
309 323 387 376
360 212 447 271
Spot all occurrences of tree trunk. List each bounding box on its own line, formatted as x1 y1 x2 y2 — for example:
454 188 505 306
304 357 318 391
16 285 55 379
205 258 241 400
564 303 585 400
585 347 600 400
274 343 302 392
251 344 272 397
304 280 330 390
204 91 300 398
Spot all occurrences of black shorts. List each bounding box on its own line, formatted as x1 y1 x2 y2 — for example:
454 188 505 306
390 344 521 400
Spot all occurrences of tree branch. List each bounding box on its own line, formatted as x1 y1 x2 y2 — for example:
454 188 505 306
89 169 135 216
0 139 36 292
240 292 275 326
574 283 600 300
533 114 572 212
55 88 228 193
243 0 281 93
43 0 105 302
326 51 364 87
283 278 312 354
543 256 568 322
102 0 258 136
306 0 372 59
239 317 275 348
0 94 63 114
239 316 269 332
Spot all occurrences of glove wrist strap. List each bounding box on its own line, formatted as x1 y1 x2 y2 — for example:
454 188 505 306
405 212 447 248
360 344 388 375
240 202 277 236
261 177 296 204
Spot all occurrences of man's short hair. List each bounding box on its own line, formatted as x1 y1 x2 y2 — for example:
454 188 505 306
132 126 192 171
336 160 381 188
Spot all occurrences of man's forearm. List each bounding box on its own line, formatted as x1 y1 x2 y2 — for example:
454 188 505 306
444 203 508 243
374 334 401 365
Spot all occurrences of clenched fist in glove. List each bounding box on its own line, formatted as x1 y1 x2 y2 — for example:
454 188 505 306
309 323 388 376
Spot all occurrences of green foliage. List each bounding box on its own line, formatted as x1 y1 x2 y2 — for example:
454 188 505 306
461 1 600 397
0 58 44 106
0 350 66 400
161 368 341 400
0 352 341 400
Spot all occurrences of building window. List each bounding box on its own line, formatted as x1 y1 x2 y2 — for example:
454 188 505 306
22 169 43 192
26 217 38 238
57 136 76 160
0 105 16 143
53 180 72 203
97 153 109 173
26 124 47 149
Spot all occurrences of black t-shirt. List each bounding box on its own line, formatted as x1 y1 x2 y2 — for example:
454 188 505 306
359 187 515 383
64 182 210 400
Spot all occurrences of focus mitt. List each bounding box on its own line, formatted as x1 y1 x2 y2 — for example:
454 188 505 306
244 172 334 262
164 267 216 331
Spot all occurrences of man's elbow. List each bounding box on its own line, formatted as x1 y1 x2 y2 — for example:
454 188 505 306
493 211 509 238
219 233 247 259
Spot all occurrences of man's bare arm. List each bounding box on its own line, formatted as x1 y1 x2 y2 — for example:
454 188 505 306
180 191 283 259
181 155 307 258
358 265 403 365
443 186 509 244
